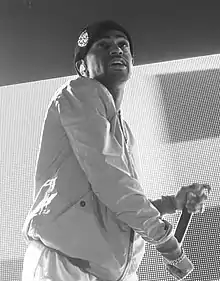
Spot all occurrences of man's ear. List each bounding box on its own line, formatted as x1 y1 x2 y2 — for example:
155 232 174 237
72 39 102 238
76 60 87 77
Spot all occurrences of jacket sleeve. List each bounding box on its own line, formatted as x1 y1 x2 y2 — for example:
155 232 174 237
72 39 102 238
55 85 176 246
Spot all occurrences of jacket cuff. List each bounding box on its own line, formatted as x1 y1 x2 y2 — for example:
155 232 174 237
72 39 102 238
142 219 174 246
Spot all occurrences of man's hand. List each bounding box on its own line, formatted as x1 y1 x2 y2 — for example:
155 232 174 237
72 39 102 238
174 183 211 214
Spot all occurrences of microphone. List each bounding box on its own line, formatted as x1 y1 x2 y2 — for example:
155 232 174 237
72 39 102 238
174 184 211 243
174 206 193 244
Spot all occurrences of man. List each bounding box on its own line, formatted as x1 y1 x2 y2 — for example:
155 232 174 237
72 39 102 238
22 20 211 281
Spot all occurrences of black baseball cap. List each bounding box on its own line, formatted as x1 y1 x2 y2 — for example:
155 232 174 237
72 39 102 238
74 20 133 75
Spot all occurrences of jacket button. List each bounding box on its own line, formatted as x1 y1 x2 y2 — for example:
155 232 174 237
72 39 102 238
80 201 86 207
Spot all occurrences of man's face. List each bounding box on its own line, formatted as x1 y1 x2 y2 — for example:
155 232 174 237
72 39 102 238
83 30 133 85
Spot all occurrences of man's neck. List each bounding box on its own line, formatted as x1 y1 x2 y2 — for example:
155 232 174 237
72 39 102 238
104 82 125 112
93 76 126 111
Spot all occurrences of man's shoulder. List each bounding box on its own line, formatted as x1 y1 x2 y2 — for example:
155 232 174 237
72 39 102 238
52 77 101 100
51 77 116 119
52 76 80 99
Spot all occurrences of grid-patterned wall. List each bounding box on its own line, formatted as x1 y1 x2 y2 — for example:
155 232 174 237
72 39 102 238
0 55 219 281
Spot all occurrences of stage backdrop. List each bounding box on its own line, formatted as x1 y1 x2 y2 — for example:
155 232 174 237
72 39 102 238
0 54 219 281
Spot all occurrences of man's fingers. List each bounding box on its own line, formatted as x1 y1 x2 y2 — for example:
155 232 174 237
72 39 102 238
186 203 205 214
184 184 211 197
187 192 208 203
203 184 212 193
186 197 206 213
184 184 210 214
191 183 212 194
181 184 201 195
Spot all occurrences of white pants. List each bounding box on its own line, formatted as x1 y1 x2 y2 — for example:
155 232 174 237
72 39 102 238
22 240 99 281
22 240 138 281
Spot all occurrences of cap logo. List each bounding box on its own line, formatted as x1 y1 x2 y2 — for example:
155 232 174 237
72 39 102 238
78 30 89 47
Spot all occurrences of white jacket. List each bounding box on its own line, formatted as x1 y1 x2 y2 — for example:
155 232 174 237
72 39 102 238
22 77 178 281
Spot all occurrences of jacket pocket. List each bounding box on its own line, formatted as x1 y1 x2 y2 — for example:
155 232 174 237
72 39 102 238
30 188 132 281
